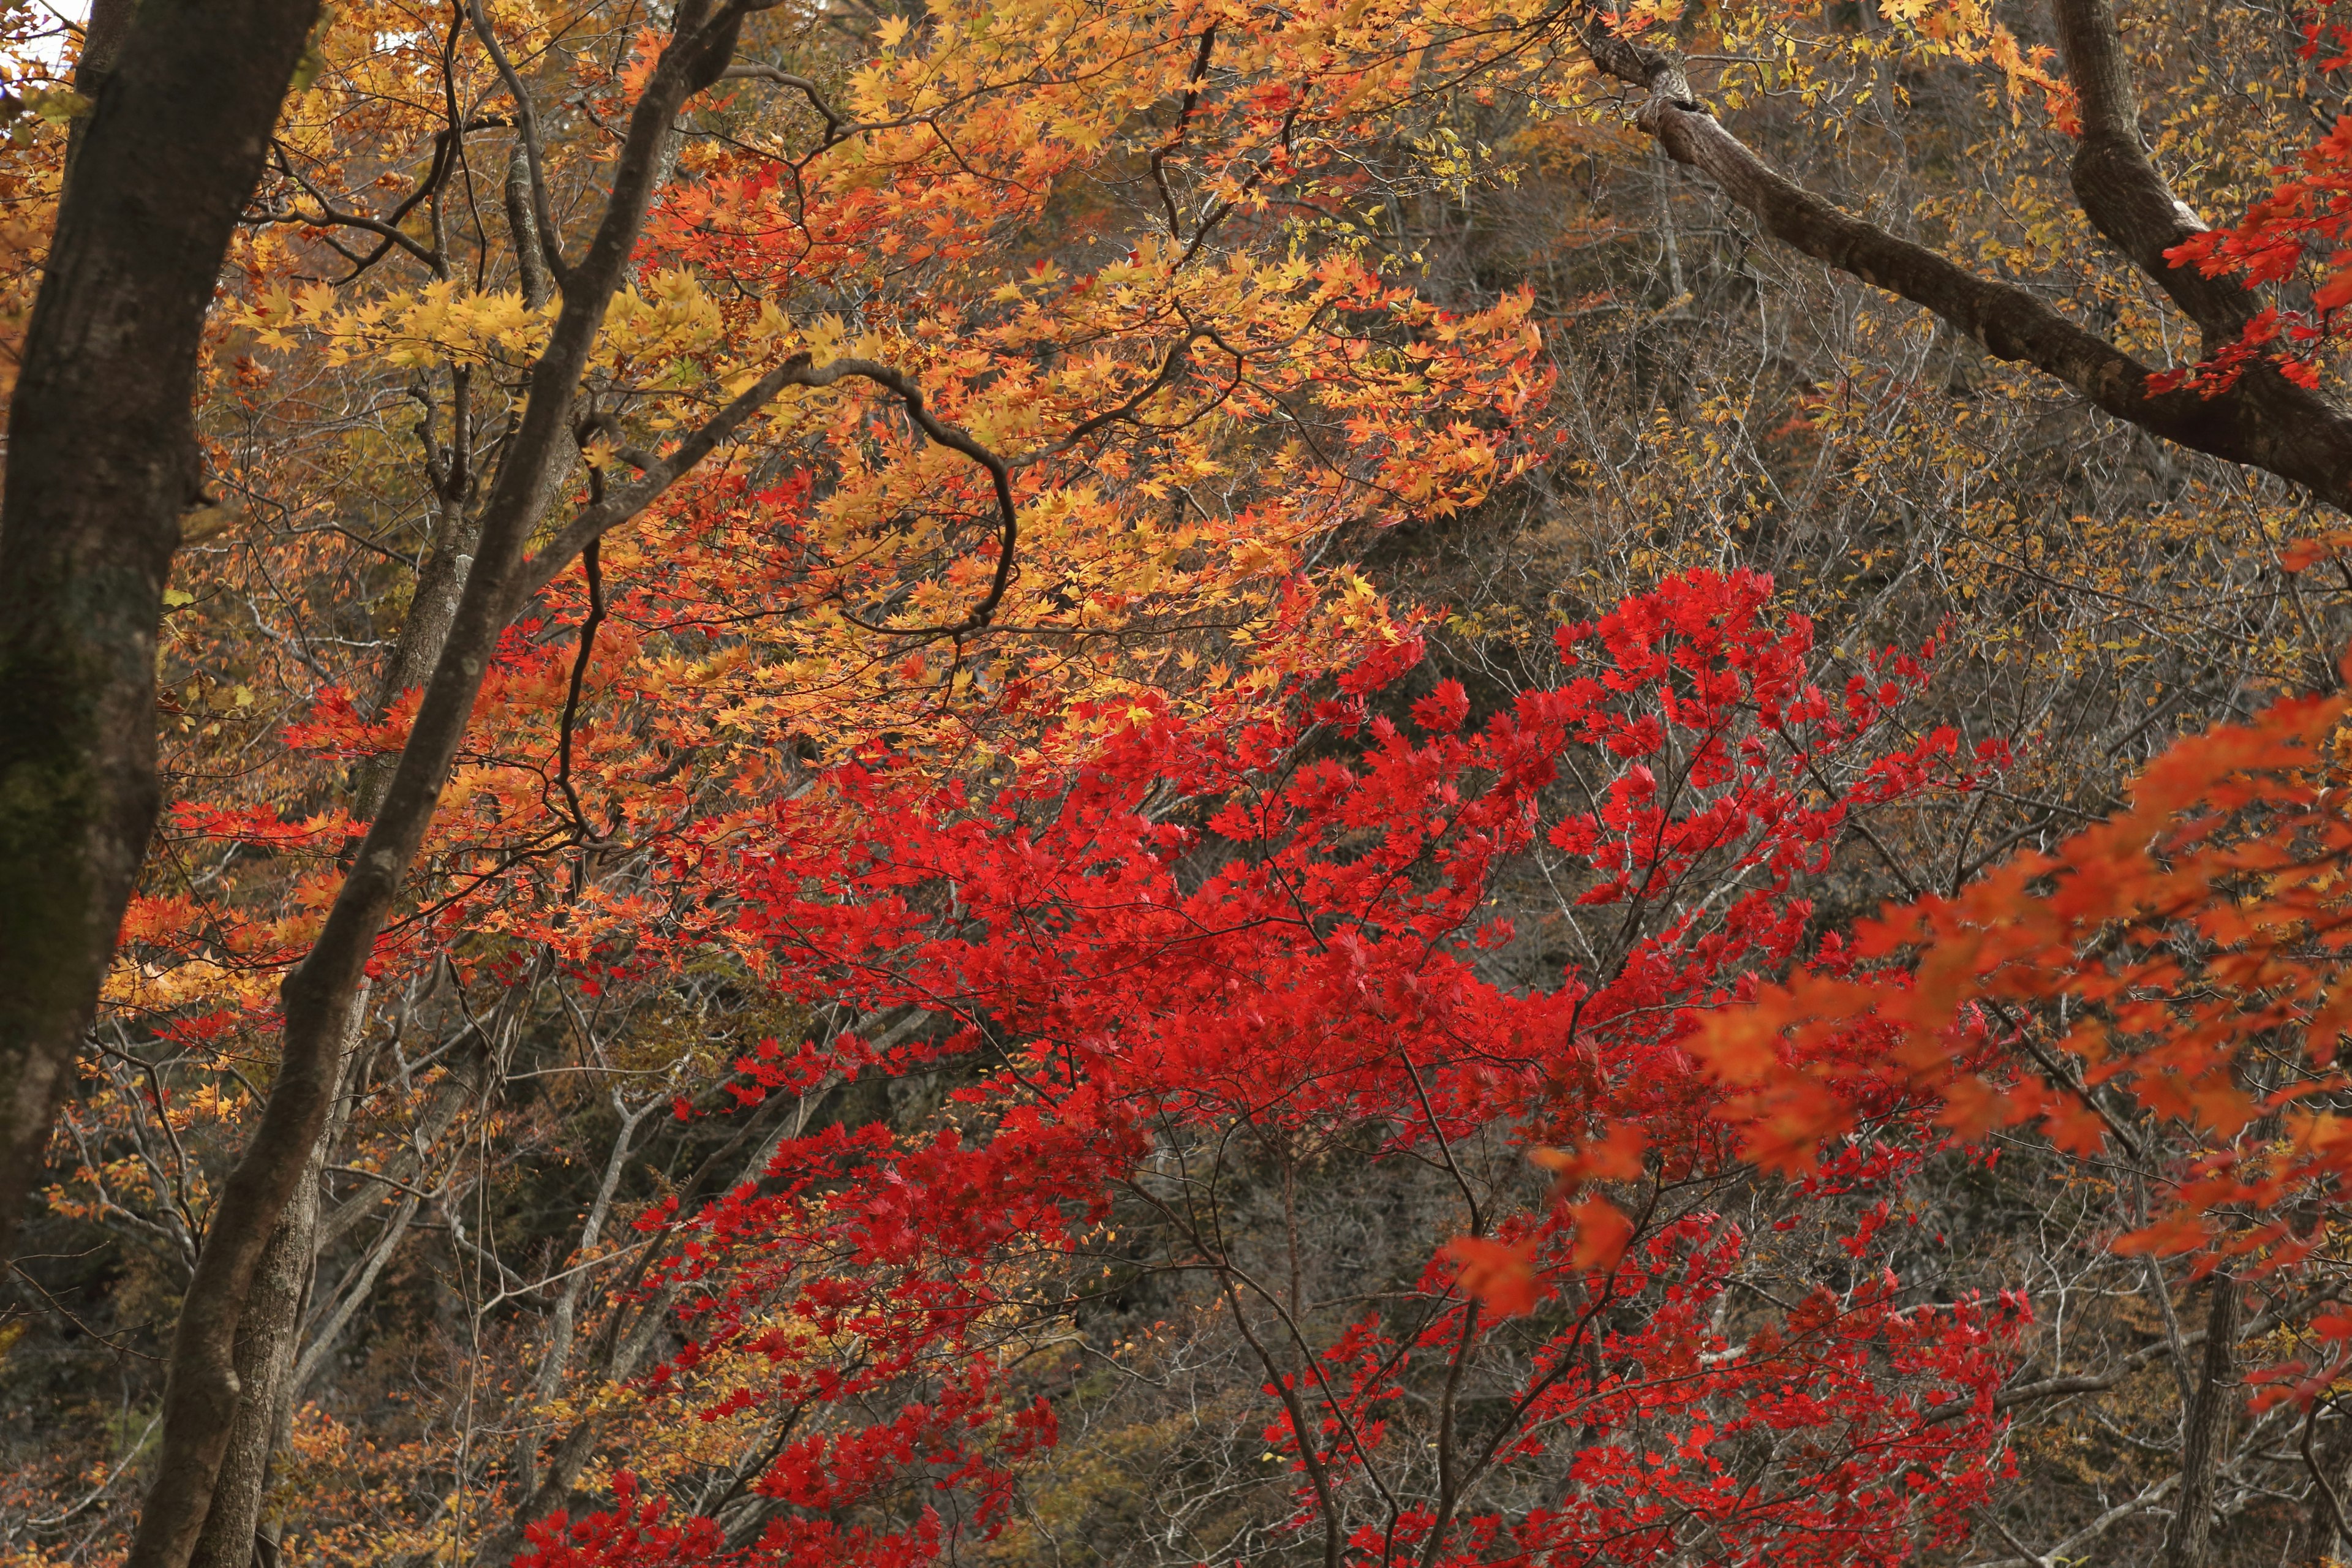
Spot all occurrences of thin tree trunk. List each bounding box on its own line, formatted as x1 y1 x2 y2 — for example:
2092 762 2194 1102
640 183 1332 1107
508 1088 651 1502
0 0 325 1261
121 14 756 1568
361 130 561 794
356 131 571 826
187 1006 360 1568
357 370 480 821
2164 1273 2241 1568
183 1174 314 1568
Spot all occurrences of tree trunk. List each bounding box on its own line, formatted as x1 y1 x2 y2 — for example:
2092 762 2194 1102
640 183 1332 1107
183 1196 313 1568
2303 1411 2352 1567
187 1012 360 1568
0 0 325 1260
2165 1273 2241 1568
121 13 755 1568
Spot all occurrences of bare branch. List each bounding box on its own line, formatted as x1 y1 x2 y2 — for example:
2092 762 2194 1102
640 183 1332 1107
718 61 850 146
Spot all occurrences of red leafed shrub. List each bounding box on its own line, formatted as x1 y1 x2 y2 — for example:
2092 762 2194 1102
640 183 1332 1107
561 570 2022 1567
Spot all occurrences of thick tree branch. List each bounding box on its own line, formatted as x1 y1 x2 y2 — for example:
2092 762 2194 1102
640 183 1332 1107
1571 8 2352 512
62 0 132 175
2049 0 2254 349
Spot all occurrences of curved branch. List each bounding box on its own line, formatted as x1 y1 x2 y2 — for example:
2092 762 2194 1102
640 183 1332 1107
801 358 1019 635
520 352 1022 636
261 143 443 274
718 61 850 146
552 538 606 843
1010 329 1204 468
2049 0 2255 349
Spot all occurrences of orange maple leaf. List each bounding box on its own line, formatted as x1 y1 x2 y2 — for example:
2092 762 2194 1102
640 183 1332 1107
1442 1235 1537 1317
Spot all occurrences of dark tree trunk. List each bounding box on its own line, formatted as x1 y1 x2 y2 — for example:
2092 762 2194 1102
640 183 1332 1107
0 0 324 1258
2165 1274 2241 1568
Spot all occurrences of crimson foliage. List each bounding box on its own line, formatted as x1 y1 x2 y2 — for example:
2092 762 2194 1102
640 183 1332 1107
530 570 2024 1568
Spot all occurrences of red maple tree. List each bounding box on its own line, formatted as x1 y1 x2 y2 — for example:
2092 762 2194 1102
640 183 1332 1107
513 568 2024 1567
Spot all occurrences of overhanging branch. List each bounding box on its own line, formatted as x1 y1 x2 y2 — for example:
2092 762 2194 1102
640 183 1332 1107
1569 4 2352 512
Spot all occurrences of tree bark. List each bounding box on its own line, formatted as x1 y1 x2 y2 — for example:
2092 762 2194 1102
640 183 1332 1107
62 0 135 175
187 1017 357 1568
2164 1273 2241 1568
0 0 325 1261
503 137 553 312
183 1180 313 1568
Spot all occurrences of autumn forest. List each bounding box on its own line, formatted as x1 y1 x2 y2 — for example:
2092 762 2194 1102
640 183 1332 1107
6 0 2352 1562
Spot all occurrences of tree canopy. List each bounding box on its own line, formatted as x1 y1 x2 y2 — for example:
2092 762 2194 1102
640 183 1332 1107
9 0 2352 1563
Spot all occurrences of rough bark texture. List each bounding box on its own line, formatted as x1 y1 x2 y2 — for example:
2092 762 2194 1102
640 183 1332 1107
503 137 554 312
0 0 325 1262
187 1024 358 1568
2304 1413 2352 1567
2165 1274 2241 1568
1572 0 2352 511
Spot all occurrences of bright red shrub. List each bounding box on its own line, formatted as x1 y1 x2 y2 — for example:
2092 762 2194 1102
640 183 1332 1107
567 569 2022 1567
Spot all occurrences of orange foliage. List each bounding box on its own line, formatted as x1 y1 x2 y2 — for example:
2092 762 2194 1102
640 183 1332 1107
1695 655 2352 1329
